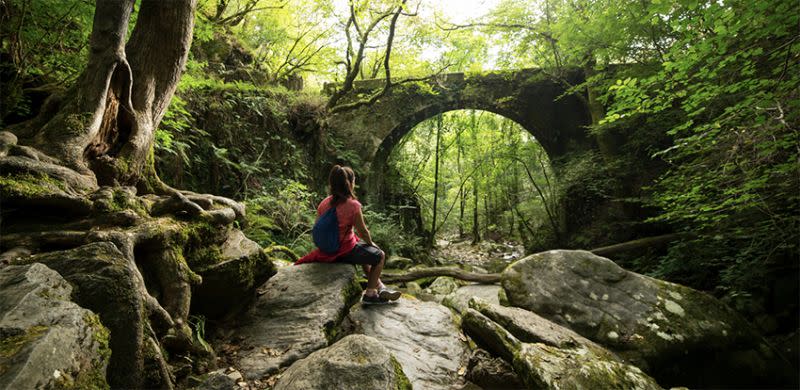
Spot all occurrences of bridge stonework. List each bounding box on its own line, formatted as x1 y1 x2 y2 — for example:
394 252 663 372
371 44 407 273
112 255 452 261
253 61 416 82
326 68 593 198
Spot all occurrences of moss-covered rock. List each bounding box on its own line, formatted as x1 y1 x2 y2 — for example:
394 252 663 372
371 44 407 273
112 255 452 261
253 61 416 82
273 334 411 390
501 250 796 388
190 229 276 319
462 308 660 390
0 263 110 389
442 284 503 314
0 171 92 215
16 242 146 389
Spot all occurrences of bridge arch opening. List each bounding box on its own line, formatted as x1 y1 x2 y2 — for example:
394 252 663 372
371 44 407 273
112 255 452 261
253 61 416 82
371 108 559 256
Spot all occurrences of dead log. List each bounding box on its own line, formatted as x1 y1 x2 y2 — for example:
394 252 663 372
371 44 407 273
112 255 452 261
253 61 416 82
381 267 501 284
589 233 684 257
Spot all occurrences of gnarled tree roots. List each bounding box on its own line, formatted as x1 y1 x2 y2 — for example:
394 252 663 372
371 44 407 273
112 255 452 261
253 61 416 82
0 141 257 388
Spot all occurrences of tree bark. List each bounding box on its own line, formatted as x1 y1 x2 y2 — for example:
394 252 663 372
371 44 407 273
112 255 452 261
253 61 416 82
16 0 197 191
430 113 442 247
590 234 683 257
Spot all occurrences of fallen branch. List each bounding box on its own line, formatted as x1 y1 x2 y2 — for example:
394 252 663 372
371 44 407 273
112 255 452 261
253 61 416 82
589 233 684 257
381 267 500 284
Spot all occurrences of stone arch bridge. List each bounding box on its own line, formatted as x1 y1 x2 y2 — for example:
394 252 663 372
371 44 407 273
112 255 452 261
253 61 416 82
326 68 594 199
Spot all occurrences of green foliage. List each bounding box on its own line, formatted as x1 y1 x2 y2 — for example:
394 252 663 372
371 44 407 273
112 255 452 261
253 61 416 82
243 179 317 256
155 81 316 198
0 0 94 124
362 207 423 258
188 315 211 353
389 109 556 248
597 0 800 308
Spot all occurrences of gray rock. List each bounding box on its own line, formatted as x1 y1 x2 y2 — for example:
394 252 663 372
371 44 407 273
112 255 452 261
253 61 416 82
427 276 460 295
20 242 147 388
443 284 502 313
344 298 469 389
501 249 795 388
232 263 361 379
0 131 17 158
468 297 613 358
0 131 17 146
0 263 109 389
194 369 237 390
274 334 410 390
462 309 661 390
385 255 413 270
192 229 276 318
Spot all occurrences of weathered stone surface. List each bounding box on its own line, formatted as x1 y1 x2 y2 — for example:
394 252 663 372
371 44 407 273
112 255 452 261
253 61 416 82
194 368 239 390
443 284 502 314
191 229 276 318
0 263 109 389
274 334 411 390
501 249 795 388
344 298 470 389
468 297 613 359
232 263 361 379
327 69 592 202
465 349 523 390
427 276 460 296
18 242 147 389
462 309 660 390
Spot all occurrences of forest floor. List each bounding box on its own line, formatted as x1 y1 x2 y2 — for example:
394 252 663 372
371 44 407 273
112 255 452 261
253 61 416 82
431 236 525 273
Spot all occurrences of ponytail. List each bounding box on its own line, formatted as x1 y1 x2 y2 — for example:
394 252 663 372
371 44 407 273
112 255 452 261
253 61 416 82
329 165 356 206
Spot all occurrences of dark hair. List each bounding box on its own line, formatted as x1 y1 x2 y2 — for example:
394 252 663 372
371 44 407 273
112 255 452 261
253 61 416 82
329 165 356 206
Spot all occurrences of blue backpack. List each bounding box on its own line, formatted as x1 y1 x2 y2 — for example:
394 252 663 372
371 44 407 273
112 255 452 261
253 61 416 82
312 206 340 254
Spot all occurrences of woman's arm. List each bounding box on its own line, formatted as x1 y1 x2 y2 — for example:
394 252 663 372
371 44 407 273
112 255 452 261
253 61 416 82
353 208 377 247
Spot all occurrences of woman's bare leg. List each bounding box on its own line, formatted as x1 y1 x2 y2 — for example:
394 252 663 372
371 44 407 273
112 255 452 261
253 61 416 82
366 251 385 291
362 264 385 289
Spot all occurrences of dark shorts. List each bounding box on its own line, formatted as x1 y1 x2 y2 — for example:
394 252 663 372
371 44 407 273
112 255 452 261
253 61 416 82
337 240 383 266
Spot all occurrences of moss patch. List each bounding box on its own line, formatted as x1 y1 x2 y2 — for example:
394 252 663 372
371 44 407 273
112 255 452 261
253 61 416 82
0 173 65 198
324 275 362 344
390 355 412 390
0 325 48 360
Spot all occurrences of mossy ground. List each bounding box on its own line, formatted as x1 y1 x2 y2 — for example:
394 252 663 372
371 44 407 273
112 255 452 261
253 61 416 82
0 173 66 198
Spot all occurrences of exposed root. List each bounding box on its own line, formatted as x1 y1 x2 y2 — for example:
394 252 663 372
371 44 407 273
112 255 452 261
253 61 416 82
264 245 299 262
145 333 176 390
0 155 97 193
151 191 205 218
0 231 90 252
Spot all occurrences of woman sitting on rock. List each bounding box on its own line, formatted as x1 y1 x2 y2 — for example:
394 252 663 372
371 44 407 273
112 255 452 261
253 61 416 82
296 165 401 304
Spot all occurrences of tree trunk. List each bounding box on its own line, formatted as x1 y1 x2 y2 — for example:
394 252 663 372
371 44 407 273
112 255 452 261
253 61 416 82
457 127 466 239
430 114 442 247
470 111 481 244
18 0 196 191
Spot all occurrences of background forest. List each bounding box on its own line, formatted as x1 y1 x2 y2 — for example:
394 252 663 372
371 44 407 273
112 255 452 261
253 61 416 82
2 0 798 354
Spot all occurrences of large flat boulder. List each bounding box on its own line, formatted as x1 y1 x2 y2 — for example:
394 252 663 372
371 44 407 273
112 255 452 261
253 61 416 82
462 308 660 390
0 263 109 389
231 263 361 379
274 334 411 390
501 249 795 388
344 298 470 389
